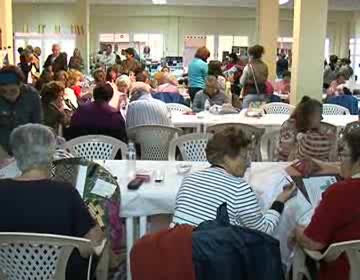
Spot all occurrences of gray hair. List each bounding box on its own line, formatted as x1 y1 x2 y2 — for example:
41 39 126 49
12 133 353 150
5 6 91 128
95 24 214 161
10 124 56 172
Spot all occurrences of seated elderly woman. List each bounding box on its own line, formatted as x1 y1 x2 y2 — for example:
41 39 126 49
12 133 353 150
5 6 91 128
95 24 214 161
275 96 336 161
296 122 360 280
154 72 179 94
68 83 127 143
115 75 131 119
173 127 295 234
126 86 172 129
0 124 103 280
41 81 71 134
192 75 231 113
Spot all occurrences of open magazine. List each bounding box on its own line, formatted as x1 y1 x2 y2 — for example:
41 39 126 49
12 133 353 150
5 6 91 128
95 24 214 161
292 175 340 224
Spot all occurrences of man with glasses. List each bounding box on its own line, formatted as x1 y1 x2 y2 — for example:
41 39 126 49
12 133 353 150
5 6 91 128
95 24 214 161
0 66 42 155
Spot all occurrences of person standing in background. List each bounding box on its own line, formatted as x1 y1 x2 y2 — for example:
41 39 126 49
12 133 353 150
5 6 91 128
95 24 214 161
276 53 289 79
43 44 68 73
340 58 354 80
240 45 269 108
0 66 42 154
99 44 116 70
188 47 210 102
121 48 142 73
323 55 339 88
68 48 84 72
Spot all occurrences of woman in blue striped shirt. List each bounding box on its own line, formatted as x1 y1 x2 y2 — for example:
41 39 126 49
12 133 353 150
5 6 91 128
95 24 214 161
173 127 295 234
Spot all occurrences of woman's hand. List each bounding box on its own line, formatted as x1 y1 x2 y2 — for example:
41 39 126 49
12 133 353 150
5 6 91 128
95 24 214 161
276 183 297 203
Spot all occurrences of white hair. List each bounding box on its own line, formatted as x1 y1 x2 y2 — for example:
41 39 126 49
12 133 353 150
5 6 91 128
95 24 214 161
10 124 56 172
116 75 131 87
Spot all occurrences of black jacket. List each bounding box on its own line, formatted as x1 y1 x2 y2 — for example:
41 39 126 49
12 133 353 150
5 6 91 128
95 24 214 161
43 53 68 73
192 203 285 280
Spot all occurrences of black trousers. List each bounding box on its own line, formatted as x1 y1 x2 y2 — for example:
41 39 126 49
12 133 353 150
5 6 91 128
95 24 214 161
189 87 203 103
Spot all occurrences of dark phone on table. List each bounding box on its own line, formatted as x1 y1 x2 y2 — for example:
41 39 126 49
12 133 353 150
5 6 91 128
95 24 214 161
128 178 144 191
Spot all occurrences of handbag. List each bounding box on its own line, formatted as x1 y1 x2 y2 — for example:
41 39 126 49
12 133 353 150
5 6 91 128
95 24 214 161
249 63 261 95
240 63 261 98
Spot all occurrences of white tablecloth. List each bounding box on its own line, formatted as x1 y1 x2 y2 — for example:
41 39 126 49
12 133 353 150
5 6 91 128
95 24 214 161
171 110 358 132
102 160 306 267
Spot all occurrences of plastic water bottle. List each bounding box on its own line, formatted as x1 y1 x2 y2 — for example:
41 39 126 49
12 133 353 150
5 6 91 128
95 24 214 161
127 142 136 179
225 80 232 105
204 99 211 111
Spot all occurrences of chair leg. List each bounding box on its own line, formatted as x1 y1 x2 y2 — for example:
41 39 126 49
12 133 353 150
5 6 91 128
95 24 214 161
96 242 110 280
293 247 312 280
126 218 134 280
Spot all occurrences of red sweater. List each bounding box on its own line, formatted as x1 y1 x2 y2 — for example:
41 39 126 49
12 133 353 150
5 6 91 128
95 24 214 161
305 179 360 280
130 225 195 280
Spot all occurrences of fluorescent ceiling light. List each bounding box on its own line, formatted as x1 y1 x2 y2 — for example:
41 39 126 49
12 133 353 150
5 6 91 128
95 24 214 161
152 0 167 4
279 0 290 4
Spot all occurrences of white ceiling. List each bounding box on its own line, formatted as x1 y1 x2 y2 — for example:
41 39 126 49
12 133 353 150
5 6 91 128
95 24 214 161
13 0 360 11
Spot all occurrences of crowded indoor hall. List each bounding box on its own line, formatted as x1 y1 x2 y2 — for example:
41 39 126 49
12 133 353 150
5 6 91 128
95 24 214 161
0 0 360 279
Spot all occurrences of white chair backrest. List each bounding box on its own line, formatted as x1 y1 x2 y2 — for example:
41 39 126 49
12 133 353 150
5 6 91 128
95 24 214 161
293 241 360 280
261 130 281 161
263 102 295 114
168 133 213 161
65 135 127 160
127 125 182 160
323 104 350 115
166 103 192 114
0 233 93 280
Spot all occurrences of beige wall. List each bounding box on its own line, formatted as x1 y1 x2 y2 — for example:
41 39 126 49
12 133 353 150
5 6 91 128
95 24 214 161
12 3 354 57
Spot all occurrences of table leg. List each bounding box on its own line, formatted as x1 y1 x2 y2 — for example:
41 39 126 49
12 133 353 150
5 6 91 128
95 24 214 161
139 216 147 238
126 217 134 280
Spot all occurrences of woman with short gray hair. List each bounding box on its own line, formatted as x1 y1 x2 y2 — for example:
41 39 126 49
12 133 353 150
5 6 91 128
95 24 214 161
10 123 56 174
0 123 103 280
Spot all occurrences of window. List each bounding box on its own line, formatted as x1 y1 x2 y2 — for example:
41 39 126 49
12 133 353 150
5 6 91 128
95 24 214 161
278 37 330 58
133 33 164 61
350 38 360 80
218 35 249 61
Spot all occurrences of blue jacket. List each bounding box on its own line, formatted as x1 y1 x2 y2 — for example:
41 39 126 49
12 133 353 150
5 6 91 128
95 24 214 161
192 203 284 280
326 95 359 115
152 92 186 104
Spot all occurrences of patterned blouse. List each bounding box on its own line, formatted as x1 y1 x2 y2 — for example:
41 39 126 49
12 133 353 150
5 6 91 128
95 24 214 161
275 119 337 162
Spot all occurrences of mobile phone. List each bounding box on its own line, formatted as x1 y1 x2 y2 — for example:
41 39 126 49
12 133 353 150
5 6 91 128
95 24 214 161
127 178 144 191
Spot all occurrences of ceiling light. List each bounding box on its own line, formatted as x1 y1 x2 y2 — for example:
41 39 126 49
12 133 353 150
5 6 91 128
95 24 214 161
279 0 290 4
152 0 167 4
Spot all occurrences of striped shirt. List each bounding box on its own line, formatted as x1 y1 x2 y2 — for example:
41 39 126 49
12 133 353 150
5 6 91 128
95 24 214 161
126 99 172 129
173 167 281 235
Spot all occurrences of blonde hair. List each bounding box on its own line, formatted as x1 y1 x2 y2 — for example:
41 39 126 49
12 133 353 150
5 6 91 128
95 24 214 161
67 69 83 87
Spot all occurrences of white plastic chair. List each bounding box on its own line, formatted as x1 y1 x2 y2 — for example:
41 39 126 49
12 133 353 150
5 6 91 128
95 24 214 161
127 125 182 160
293 241 360 280
263 102 295 114
0 233 95 280
261 130 281 161
206 123 265 162
323 104 350 115
168 133 213 161
166 103 192 114
65 135 127 160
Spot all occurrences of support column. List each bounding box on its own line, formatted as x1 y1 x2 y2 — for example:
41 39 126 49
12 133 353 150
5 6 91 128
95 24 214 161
290 0 328 105
75 0 90 73
256 0 279 81
0 0 14 65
